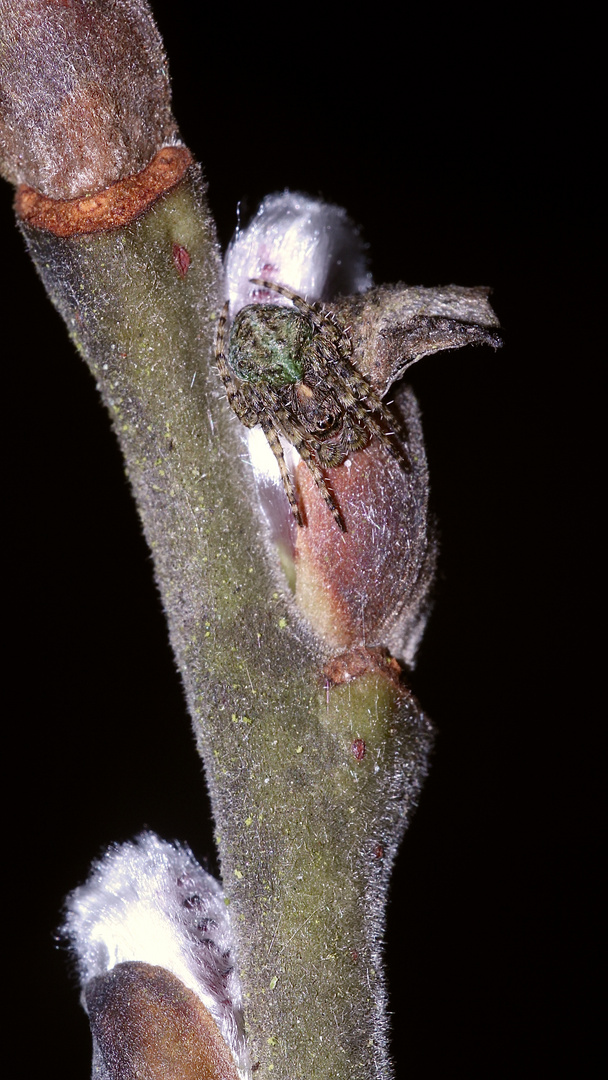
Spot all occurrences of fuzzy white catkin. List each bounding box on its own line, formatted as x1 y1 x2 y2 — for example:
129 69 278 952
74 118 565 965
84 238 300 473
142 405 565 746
224 190 372 315
64 831 250 1077
224 191 371 507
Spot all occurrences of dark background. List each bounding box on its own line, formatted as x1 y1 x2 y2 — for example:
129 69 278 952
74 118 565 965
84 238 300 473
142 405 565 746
3 4 594 1076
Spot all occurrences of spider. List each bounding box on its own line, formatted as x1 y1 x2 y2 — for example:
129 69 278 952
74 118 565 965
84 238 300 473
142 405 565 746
215 278 407 532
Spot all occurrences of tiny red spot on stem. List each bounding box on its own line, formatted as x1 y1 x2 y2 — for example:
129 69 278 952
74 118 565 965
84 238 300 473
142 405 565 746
172 242 190 277
351 738 366 761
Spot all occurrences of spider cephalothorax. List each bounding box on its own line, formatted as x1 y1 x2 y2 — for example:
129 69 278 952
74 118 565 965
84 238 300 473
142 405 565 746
215 278 406 531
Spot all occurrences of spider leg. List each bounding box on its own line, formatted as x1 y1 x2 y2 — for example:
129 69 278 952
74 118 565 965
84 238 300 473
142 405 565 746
321 363 410 466
266 401 346 531
287 432 347 533
322 354 379 407
215 302 241 408
362 412 411 466
249 278 329 333
260 420 304 528
215 302 260 426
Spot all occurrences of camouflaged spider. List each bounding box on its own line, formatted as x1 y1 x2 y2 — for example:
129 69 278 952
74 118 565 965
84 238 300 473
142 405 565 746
215 278 406 531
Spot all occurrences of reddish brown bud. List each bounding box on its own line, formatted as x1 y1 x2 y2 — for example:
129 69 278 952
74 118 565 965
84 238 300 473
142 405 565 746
295 389 436 667
0 0 179 199
292 284 500 666
84 962 241 1080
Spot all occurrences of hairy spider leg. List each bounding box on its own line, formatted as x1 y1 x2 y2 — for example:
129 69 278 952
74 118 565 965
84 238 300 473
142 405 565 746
320 360 411 467
215 302 241 409
271 405 347 533
215 301 229 354
249 278 329 333
215 302 262 426
259 419 304 528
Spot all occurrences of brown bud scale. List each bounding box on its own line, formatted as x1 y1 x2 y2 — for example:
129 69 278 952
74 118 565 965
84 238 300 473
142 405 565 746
324 645 403 688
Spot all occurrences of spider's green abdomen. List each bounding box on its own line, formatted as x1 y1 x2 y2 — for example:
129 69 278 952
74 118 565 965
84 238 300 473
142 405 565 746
227 305 311 386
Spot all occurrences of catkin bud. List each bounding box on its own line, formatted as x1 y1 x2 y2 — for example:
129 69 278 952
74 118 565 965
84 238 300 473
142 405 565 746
63 832 249 1078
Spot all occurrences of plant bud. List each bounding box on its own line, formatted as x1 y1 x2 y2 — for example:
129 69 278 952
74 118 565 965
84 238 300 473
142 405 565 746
223 194 501 664
85 962 241 1080
0 0 179 199
63 832 249 1078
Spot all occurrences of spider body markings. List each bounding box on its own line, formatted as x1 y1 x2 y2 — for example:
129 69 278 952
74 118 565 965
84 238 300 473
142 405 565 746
215 279 407 531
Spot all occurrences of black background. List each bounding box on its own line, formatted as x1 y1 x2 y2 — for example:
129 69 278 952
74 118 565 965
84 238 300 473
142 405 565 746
2 4 595 1076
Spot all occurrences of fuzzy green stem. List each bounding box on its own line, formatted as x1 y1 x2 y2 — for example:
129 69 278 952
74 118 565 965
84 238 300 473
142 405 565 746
19 172 432 1078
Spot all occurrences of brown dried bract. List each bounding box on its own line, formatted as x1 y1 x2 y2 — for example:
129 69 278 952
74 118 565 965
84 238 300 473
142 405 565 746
15 147 193 237
335 284 502 397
